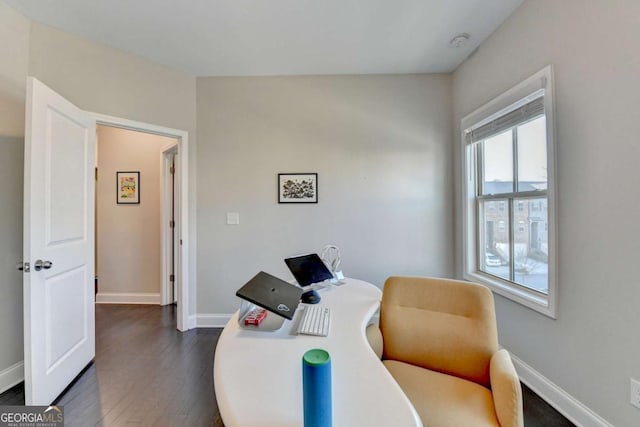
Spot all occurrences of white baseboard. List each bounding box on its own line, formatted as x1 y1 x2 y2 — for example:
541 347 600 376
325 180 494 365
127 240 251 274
96 292 161 305
0 361 24 394
510 353 613 427
195 314 232 328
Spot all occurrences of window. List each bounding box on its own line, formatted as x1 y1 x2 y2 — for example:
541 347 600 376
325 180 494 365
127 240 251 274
461 66 557 318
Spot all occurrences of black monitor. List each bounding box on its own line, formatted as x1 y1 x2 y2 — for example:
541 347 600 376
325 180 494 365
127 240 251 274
284 253 334 304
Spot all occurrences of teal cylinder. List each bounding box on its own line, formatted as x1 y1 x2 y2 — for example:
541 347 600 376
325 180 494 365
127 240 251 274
302 348 332 427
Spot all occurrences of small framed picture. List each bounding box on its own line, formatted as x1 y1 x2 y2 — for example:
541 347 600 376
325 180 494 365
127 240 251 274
278 173 318 204
116 171 140 204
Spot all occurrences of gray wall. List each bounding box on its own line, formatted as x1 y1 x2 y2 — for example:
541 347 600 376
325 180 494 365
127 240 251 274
0 136 24 381
452 1 640 425
196 74 454 314
0 2 28 137
0 1 29 386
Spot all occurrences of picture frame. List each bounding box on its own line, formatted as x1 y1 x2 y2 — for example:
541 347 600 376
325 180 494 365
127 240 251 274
116 171 140 204
278 173 318 204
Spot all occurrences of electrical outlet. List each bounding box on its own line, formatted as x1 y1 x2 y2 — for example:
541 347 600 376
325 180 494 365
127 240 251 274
631 378 640 409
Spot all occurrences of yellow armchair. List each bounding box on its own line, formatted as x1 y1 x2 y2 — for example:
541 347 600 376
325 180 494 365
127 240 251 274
375 276 523 427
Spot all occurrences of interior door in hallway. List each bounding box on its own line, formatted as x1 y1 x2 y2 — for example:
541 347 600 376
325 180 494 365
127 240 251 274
22 77 96 405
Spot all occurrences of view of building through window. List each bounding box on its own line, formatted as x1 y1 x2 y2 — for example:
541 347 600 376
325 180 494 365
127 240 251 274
478 116 549 294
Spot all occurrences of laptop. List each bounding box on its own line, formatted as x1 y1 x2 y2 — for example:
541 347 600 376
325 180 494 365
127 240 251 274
235 271 303 320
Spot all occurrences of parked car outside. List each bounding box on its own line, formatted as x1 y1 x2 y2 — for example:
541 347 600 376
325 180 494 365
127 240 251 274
485 253 502 267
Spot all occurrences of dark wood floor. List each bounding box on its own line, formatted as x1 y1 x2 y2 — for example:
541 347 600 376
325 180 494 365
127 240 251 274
1 305 223 426
1 305 574 426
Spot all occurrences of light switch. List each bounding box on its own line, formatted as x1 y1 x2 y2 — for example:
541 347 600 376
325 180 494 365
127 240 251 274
226 212 240 225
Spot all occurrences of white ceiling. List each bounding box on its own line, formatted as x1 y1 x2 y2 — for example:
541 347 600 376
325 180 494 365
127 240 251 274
4 0 523 77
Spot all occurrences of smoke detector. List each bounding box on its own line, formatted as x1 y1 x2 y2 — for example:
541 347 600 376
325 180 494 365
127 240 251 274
449 33 470 48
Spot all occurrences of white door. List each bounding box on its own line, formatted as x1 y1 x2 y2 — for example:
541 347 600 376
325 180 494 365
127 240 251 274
23 77 96 405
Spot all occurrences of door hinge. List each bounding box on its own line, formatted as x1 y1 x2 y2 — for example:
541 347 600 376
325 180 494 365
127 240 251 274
169 220 175 228
169 274 175 282
170 166 175 175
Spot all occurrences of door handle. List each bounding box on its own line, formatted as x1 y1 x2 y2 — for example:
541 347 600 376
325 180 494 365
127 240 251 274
34 260 53 271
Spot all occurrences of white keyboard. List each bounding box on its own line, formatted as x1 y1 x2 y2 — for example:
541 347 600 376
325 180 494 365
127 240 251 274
297 304 331 337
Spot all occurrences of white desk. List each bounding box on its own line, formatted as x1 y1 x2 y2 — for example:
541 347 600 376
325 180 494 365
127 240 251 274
213 278 422 427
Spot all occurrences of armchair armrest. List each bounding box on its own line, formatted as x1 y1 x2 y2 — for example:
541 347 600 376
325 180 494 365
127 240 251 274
366 323 383 359
490 349 523 427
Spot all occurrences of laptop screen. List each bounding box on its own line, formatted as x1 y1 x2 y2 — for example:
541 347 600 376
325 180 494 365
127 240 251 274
284 253 334 288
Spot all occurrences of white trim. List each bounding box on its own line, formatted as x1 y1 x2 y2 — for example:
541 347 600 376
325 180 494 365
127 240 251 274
195 314 233 328
510 353 614 427
459 65 558 318
461 67 549 129
0 361 24 394
96 292 161 305
188 315 197 330
464 271 553 316
90 112 191 331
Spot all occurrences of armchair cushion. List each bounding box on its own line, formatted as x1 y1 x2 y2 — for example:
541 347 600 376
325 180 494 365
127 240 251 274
384 359 499 427
381 276 498 388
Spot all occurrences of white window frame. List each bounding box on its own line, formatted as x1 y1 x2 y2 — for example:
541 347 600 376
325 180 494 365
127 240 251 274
460 66 558 318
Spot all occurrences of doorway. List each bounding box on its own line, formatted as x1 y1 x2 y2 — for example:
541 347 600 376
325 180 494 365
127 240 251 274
95 125 179 314
91 113 190 332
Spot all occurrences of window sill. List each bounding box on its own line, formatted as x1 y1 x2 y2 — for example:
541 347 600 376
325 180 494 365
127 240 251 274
464 271 556 319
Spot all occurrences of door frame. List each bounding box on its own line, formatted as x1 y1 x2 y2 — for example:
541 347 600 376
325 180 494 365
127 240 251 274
161 142 179 306
91 112 190 331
